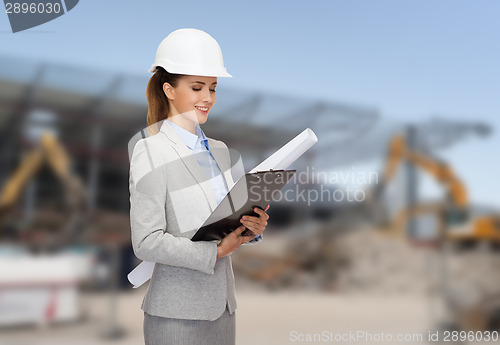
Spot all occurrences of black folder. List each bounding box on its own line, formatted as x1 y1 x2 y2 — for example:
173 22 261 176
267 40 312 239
191 169 296 242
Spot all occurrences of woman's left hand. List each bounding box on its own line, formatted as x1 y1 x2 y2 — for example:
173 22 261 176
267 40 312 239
240 205 270 237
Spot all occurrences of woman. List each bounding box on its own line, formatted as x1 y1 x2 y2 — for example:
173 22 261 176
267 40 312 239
129 28 270 345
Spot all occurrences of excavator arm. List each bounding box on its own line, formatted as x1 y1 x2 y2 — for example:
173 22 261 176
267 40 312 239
0 147 44 211
373 134 471 240
380 134 468 209
0 133 86 239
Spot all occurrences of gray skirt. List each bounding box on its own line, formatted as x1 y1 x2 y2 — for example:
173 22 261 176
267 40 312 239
143 305 235 345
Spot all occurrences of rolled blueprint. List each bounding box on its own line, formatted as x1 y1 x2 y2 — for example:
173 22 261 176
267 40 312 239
127 127 318 288
128 261 155 288
249 128 318 173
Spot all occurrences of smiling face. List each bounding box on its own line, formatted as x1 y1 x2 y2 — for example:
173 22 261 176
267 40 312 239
163 75 217 132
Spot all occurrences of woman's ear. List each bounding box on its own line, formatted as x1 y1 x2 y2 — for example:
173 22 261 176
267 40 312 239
163 83 175 101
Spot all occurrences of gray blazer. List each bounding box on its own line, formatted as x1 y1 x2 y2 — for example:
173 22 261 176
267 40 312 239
129 120 239 321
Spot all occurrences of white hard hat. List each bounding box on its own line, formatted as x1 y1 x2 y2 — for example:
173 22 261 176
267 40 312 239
149 28 232 77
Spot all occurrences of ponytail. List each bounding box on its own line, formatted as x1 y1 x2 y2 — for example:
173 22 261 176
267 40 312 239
146 67 183 134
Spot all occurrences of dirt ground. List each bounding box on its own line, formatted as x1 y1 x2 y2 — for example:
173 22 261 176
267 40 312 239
1 288 438 345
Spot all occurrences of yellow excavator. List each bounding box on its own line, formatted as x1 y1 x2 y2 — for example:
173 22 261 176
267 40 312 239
375 134 500 333
0 132 86 241
376 134 500 244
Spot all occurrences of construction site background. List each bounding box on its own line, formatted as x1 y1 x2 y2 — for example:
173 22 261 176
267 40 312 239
2 3 500 344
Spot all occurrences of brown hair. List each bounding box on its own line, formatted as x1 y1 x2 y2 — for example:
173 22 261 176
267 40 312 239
146 67 184 134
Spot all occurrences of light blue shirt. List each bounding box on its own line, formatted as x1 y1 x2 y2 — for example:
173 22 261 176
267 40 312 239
166 120 262 243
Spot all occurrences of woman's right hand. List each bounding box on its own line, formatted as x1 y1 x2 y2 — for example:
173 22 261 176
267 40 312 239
216 225 254 259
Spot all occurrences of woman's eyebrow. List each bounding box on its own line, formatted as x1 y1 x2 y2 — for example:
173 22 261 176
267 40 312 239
191 81 217 85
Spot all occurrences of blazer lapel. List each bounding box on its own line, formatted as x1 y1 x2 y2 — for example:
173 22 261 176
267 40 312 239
160 121 218 212
206 138 235 190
